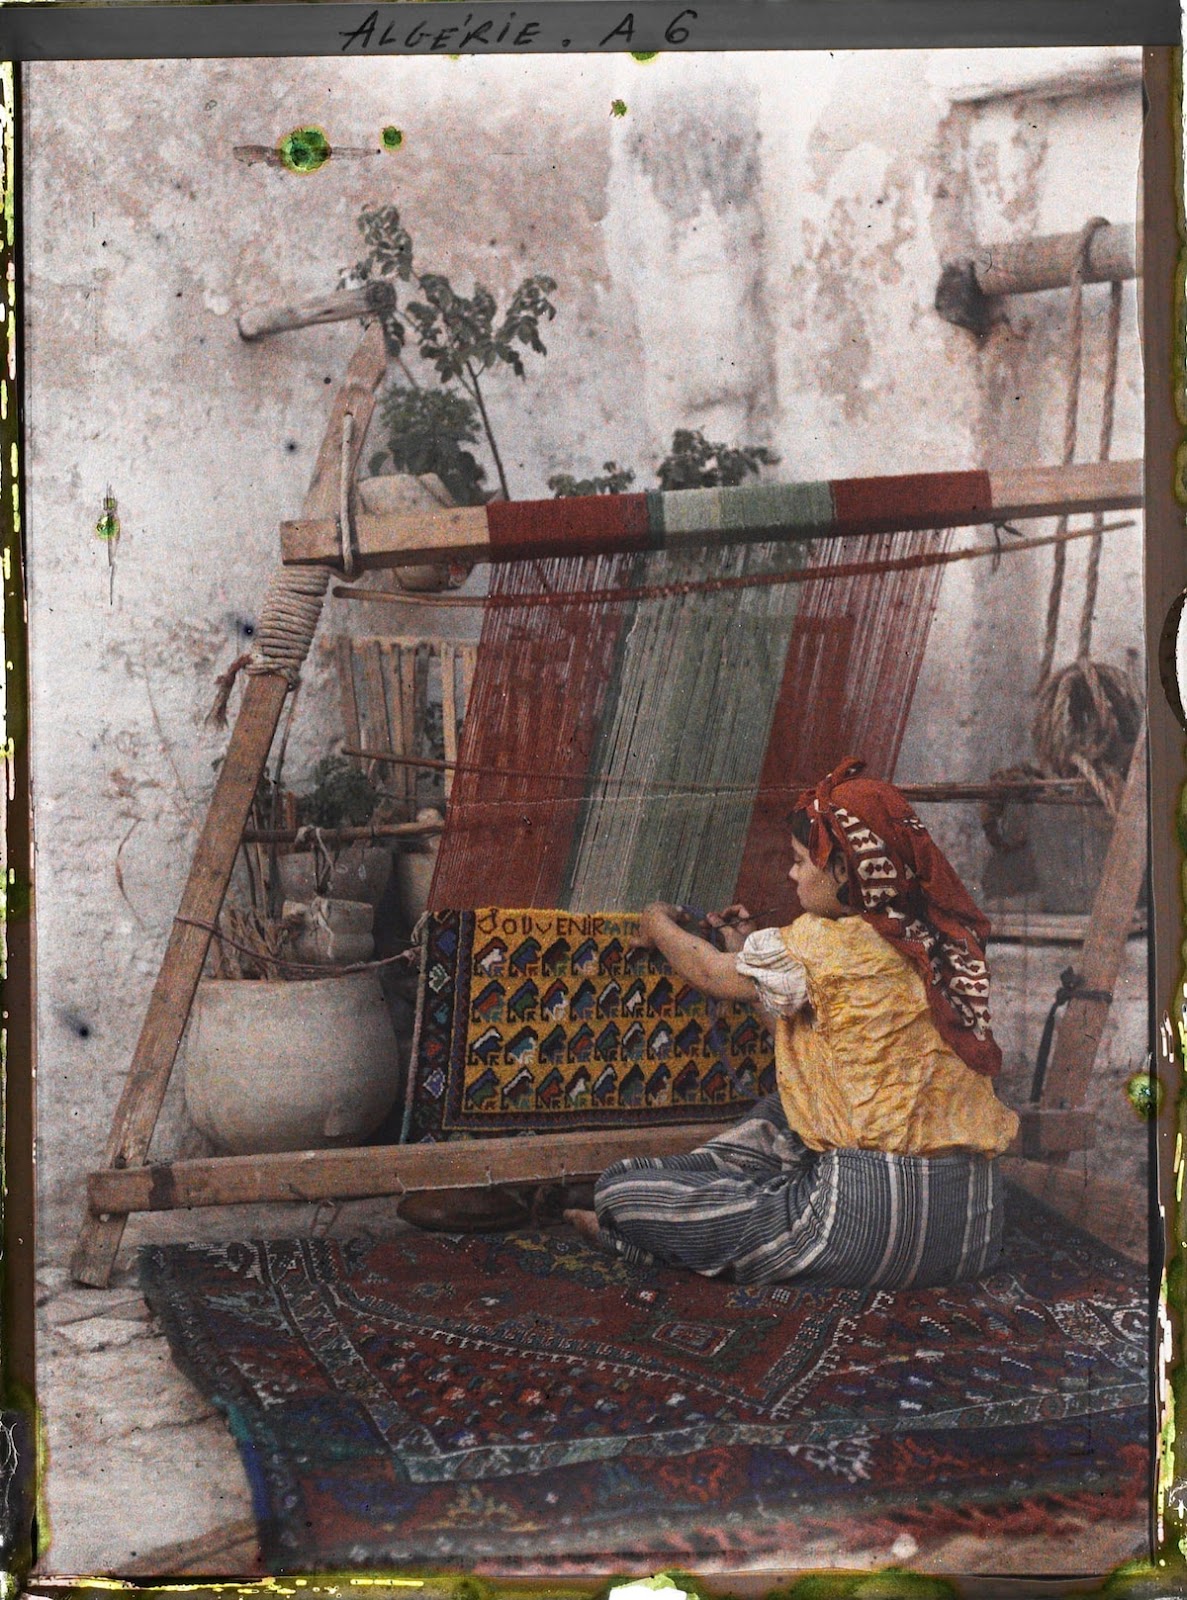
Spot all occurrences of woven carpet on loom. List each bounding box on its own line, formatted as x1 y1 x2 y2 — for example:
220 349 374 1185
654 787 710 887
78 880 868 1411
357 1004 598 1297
140 1190 1151 1574
400 908 775 1143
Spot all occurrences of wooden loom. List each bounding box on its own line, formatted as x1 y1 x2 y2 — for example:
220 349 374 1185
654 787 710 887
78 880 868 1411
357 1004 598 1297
71 307 1149 1288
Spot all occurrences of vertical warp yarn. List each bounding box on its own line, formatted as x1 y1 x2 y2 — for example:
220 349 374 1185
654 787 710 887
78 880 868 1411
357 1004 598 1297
431 524 952 918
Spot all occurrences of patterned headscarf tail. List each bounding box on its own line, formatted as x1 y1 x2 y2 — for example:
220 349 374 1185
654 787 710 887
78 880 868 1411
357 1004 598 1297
792 758 1002 1078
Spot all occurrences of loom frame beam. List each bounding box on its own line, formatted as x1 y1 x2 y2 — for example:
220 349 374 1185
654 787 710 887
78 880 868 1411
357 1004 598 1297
936 221 1138 335
279 459 1143 570
86 1108 1094 1217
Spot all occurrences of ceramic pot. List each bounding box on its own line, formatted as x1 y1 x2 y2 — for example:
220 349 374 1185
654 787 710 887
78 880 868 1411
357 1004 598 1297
277 844 392 909
395 809 443 924
284 896 375 966
182 971 401 1154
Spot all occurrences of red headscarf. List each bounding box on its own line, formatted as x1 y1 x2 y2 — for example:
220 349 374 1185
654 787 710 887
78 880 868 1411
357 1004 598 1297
792 757 1001 1078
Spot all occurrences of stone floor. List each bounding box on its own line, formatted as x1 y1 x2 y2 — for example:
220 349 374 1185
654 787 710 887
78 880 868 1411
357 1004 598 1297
36 1272 257 1576
36 1194 443 1578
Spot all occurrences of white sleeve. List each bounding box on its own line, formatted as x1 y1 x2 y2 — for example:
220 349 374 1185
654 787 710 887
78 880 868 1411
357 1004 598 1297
734 927 809 1019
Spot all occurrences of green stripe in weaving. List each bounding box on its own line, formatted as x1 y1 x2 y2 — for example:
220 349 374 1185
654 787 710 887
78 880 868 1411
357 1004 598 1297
654 480 835 543
718 480 835 533
561 538 810 914
655 487 723 539
645 489 666 545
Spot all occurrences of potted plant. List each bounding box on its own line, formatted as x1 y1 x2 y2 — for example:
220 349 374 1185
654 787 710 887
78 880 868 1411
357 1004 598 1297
342 203 557 590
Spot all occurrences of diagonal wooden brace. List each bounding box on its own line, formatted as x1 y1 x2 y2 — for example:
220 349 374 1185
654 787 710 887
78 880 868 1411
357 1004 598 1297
1038 723 1148 1121
71 325 388 1288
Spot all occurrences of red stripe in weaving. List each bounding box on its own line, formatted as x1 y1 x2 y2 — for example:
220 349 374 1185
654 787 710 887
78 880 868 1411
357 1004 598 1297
733 529 952 927
428 555 634 910
486 495 652 559
831 471 992 537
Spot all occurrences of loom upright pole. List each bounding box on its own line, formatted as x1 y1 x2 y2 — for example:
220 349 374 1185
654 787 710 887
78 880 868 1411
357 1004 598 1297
71 326 388 1289
237 282 396 342
1036 725 1149 1121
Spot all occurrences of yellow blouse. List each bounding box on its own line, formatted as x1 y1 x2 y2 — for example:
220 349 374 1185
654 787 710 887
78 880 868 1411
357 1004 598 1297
764 915 1019 1158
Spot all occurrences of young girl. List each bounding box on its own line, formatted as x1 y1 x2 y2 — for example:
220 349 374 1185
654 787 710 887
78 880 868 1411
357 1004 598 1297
565 757 1020 1289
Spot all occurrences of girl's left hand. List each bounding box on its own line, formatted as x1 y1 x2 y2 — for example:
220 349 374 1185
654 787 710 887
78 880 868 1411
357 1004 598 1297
630 901 688 950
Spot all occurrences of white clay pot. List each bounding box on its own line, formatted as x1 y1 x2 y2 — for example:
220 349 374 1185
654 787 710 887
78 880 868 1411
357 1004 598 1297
277 844 392 909
183 972 401 1154
284 896 375 966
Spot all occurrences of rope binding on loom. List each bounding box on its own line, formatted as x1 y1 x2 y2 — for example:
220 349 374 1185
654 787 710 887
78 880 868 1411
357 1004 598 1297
207 412 361 727
1029 966 1114 1104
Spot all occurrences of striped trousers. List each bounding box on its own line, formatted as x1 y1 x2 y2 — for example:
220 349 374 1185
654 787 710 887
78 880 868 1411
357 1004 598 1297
593 1095 1005 1287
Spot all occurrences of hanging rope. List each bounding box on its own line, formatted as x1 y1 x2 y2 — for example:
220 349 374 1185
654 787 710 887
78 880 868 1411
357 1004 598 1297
1078 279 1122 660
1036 217 1108 687
1030 217 1141 813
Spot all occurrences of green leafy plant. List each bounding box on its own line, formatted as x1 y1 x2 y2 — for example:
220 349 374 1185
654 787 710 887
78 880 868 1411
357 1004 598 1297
295 756 381 830
656 428 780 491
549 432 779 501
548 461 636 498
344 205 557 501
370 385 488 507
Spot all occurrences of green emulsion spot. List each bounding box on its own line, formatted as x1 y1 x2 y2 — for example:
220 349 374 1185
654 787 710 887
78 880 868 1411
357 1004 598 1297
279 127 332 175
381 126 404 150
95 509 119 543
1126 1072 1162 1119
610 99 628 118
630 51 660 62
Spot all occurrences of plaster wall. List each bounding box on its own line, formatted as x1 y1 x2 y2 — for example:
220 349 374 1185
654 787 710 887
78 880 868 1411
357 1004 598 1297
22 50 1145 1263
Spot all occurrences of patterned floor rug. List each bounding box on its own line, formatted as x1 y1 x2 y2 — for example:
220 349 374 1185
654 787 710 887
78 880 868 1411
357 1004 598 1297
139 1189 1151 1574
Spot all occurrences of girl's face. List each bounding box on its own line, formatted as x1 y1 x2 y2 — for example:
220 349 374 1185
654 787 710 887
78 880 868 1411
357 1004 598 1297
788 837 853 919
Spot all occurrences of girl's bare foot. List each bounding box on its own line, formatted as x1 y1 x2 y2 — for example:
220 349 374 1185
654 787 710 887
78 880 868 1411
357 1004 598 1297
564 1207 602 1244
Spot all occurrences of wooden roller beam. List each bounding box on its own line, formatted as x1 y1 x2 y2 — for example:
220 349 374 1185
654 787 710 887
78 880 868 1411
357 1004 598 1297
280 459 1143 570
976 222 1137 296
937 223 1137 333
87 1123 733 1214
240 819 443 845
85 1108 1090 1217
237 282 395 342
